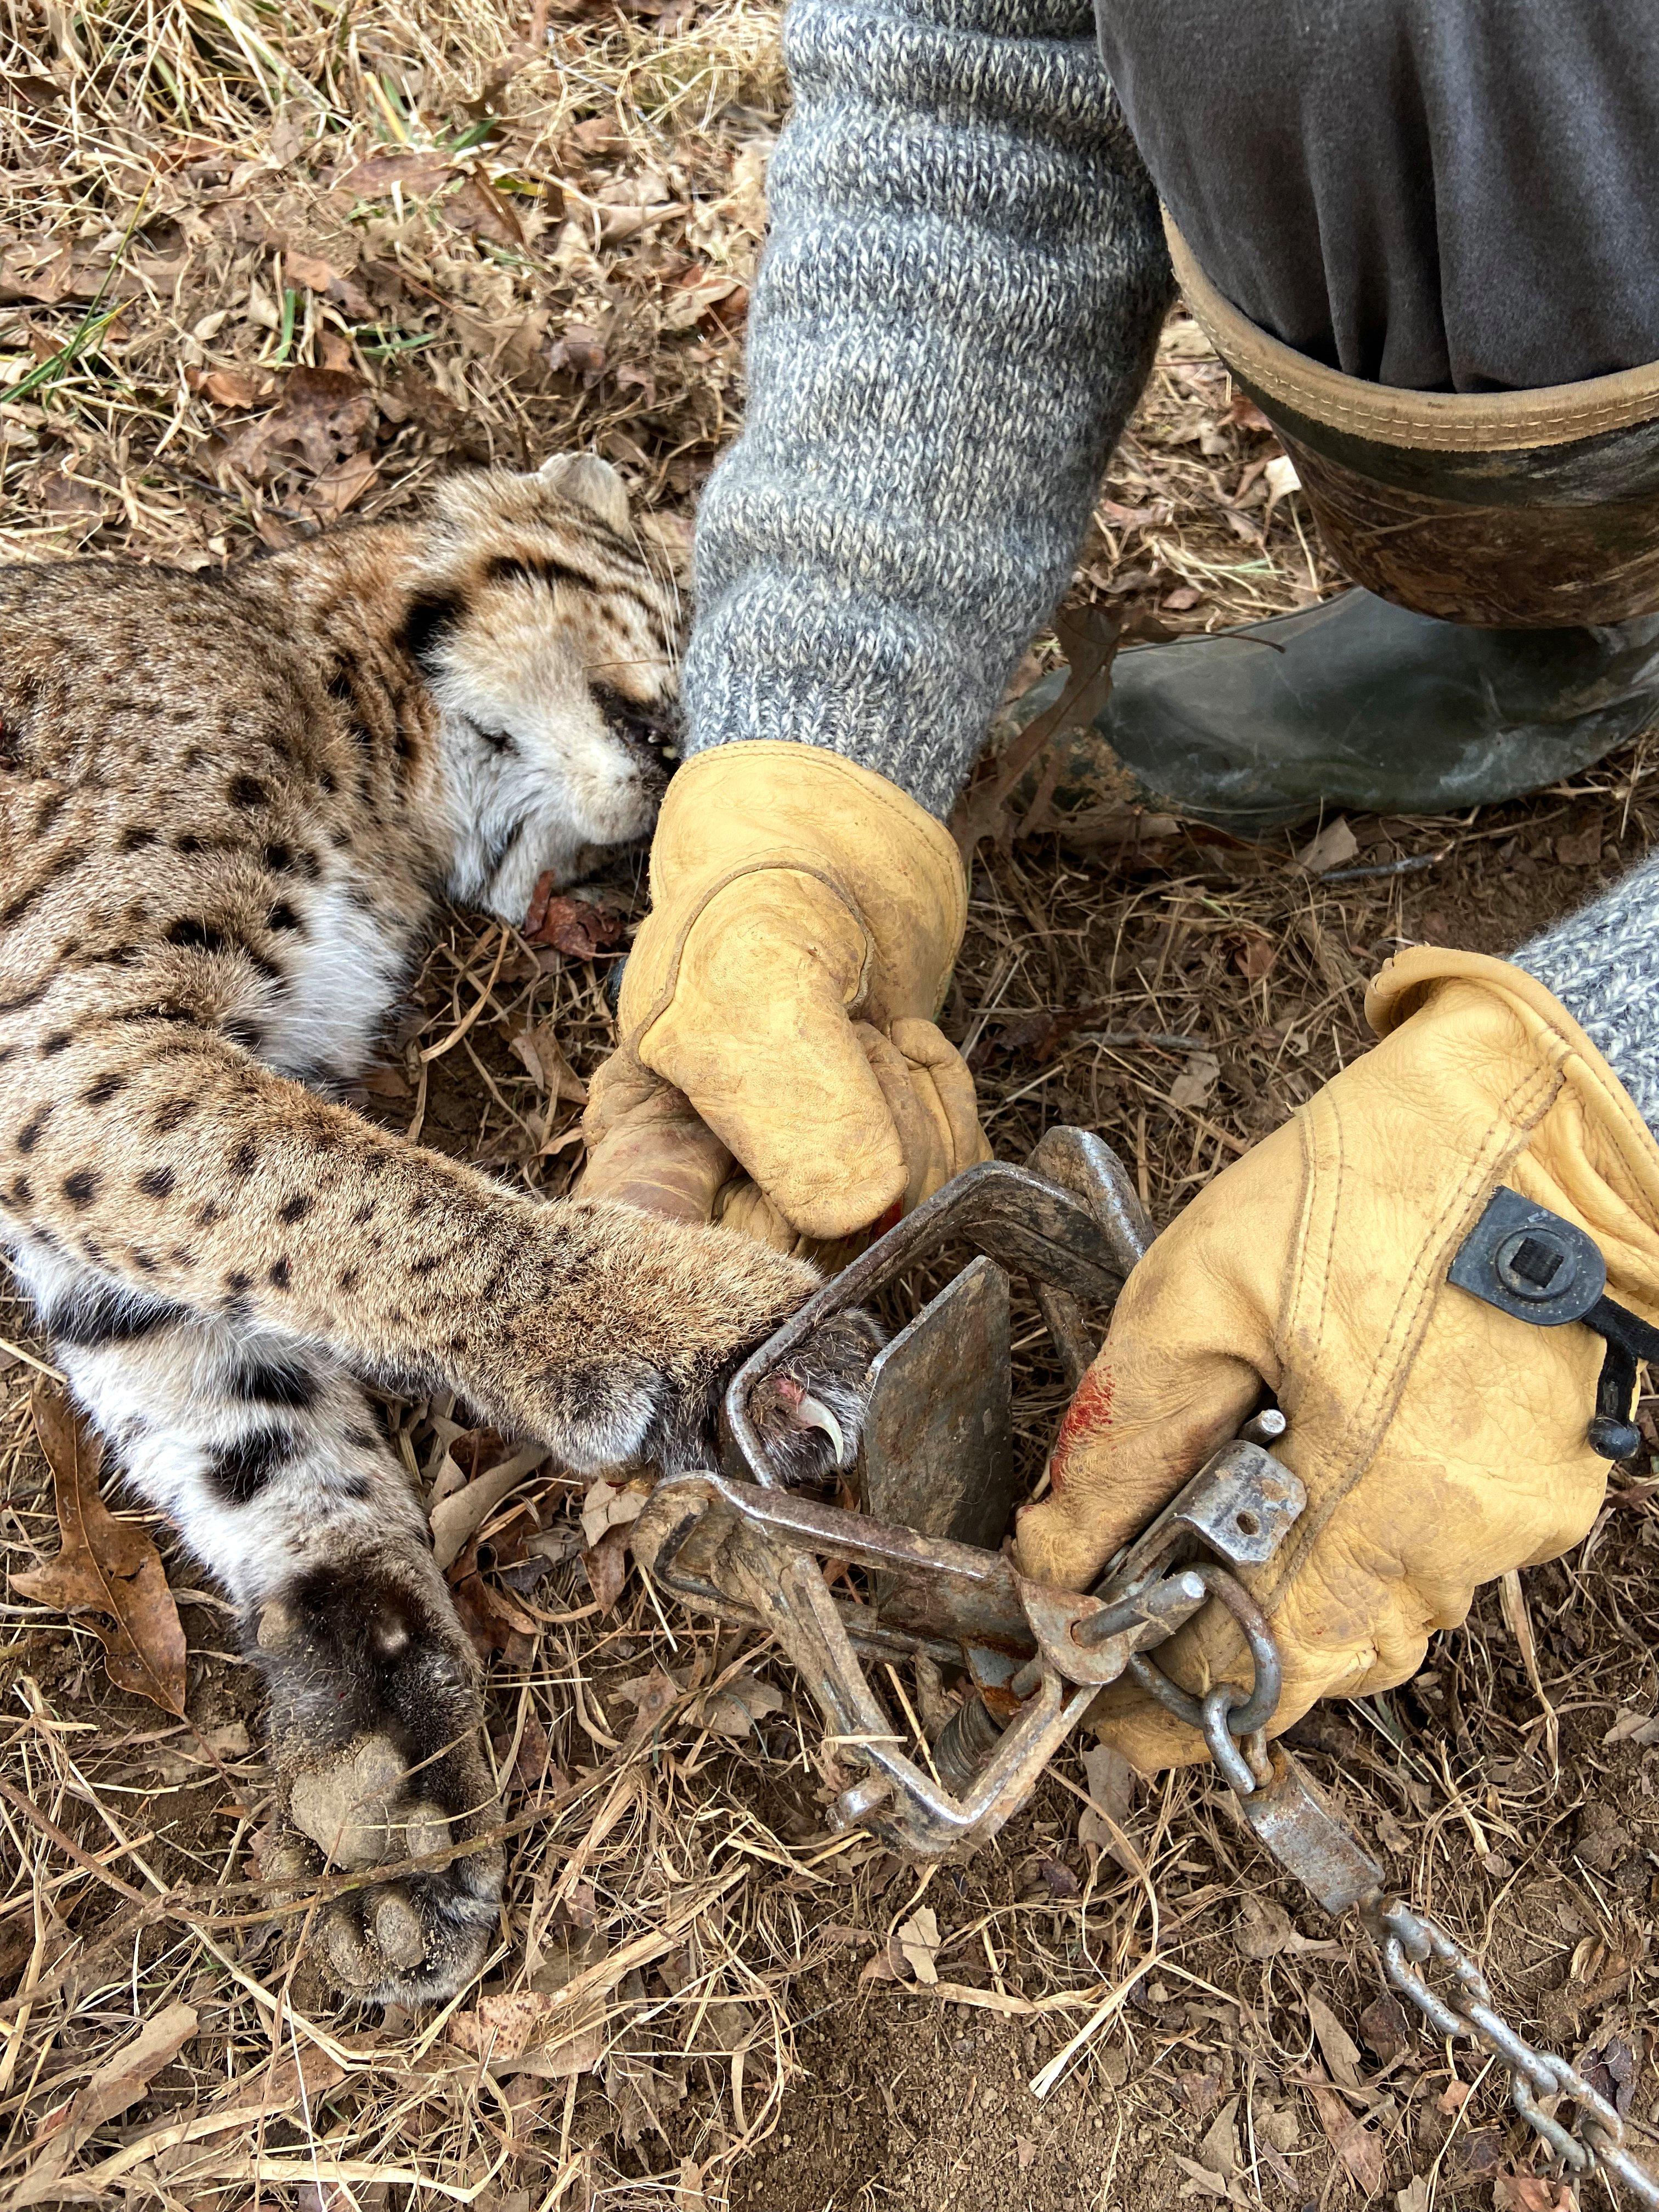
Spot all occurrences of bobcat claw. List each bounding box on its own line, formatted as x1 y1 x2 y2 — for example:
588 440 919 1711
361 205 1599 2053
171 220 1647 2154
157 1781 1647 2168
795 1392 847 1466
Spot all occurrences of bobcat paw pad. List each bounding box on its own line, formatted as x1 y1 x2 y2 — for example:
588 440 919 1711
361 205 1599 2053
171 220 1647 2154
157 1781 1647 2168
283 1731 503 2006
290 1735 450 1868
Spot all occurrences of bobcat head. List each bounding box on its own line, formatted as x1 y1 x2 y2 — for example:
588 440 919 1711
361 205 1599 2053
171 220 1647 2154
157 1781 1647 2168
407 454 683 918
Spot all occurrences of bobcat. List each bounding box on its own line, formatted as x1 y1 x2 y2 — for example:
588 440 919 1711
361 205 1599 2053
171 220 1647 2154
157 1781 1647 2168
0 455 874 2005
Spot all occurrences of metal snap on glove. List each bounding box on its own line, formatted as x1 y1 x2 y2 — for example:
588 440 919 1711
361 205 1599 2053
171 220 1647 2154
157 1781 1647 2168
1014 947 1659 1773
579 743 989 1256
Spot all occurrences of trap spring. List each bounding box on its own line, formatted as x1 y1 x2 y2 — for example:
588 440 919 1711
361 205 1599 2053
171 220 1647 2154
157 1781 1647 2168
634 1128 1659 2202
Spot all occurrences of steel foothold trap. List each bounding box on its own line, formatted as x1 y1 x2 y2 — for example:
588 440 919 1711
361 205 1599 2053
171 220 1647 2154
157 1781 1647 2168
634 1127 1305 1859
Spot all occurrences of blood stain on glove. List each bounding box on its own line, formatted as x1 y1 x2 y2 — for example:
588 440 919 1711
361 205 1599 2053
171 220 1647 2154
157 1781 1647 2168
1049 1366 1114 1494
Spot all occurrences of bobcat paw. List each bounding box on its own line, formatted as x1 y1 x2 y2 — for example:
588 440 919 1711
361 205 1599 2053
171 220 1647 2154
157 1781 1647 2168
253 1555 503 2006
741 1308 884 1488
267 1736 501 2003
637 1300 883 1485
516 1220 884 1484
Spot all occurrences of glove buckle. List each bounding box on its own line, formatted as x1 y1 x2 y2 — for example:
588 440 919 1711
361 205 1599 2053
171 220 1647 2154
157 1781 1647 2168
1448 1186 1659 1459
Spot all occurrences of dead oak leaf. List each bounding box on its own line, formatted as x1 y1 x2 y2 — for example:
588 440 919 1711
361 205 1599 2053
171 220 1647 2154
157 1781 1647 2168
1492 2177 1574 2212
582 1522 633 1614
1357 1993 1414 2070
1306 2081 1386 2198
1293 815 1359 876
216 366 376 485
1305 1990 1363 2090
1233 1895 1338 1960
511 1023 589 1105
16 1383 187 1716
695 1671 784 1740
1229 927 1278 982
896 1906 941 1985
194 364 268 410
1555 826 1605 868
284 250 374 323
522 875 625 958
444 175 526 249
341 148 459 198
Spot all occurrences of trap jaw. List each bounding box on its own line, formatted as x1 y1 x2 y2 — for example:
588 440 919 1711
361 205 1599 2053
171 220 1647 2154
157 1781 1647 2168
634 1128 1306 1860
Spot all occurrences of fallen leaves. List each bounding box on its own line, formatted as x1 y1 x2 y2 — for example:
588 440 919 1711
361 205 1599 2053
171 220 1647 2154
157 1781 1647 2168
1229 926 1278 983
16 1384 186 1716
1555 825 1605 868
1173 2096 1248 2204
444 176 526 250
283 250 373 322
511 1023 589 1105
522 876 627 958
1306 2079 1386 2198
193 364 268 410
340 148 459 198
447 1929 609 2077
1231 1896 1338 1960
1492 2176 1574 2211
1262 452 1302 519
1305 1991 1364 2090
579 1476 648 1552
660 268 746 332
1294 815 1361 876
213 366 379 517
429 1438 548 1573
1076 1740 1138 1871
895 1906 940 1985
1356 1993 1413 2070
582 1527 633 1615
17 2001 196 2205
1167 1049 1221 1112
695 1672 783 1740
577 1477 652 1615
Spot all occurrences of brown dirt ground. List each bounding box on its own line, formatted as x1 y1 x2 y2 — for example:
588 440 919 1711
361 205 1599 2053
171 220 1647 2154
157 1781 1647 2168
3 4 1659 2209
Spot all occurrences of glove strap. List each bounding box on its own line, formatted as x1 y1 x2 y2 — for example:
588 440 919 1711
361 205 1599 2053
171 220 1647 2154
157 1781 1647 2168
1449 1186 1659 1459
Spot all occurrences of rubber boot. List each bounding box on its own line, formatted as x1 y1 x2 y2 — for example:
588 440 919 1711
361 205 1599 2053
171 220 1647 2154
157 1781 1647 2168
1015 589 1659 840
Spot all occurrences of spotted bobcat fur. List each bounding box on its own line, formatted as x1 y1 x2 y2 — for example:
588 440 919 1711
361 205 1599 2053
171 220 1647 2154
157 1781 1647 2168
0 456 874 2005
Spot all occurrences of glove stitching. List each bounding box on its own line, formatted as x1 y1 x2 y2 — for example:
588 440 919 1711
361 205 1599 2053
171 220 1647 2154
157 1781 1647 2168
1259 1054 1562 1618
664 742 970 949
663 743 973 951
1376 951 1659 1218
1351 1056 1558 1440
625 860 878 1048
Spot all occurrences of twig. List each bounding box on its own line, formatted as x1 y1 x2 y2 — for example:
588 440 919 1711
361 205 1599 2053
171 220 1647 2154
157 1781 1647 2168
1319 845 1451 885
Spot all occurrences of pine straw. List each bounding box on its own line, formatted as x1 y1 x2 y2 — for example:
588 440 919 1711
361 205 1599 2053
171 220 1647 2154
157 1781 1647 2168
3 2 1659 2207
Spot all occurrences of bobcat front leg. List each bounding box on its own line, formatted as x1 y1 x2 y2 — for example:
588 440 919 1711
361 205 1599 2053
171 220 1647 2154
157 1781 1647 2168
0 1005 868 1468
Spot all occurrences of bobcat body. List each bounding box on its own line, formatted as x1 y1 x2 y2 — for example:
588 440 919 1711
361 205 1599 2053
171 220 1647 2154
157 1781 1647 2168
0 457 871 2002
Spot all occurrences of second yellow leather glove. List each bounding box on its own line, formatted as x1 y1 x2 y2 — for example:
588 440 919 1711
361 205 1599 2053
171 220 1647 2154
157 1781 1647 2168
581 743 989 1254
1014 947 1659 1771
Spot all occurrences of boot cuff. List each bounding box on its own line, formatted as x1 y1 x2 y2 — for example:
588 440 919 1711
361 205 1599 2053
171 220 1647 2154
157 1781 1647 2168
1166 215 1659 627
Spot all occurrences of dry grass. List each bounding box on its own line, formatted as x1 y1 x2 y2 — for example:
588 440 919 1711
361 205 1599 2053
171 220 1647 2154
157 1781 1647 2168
3 1 1659 2207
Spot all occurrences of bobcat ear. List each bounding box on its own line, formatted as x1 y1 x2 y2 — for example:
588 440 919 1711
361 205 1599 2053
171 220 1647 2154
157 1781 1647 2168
538 452 630 532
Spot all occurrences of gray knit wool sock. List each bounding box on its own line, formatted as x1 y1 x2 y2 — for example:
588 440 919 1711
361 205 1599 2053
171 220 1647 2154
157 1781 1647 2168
1516 855 1659 1135
681 0 1173 819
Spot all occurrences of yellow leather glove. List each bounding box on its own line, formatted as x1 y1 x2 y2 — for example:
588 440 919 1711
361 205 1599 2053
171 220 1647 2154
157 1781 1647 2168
580 743 990 1256
1015 947 1659 1773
